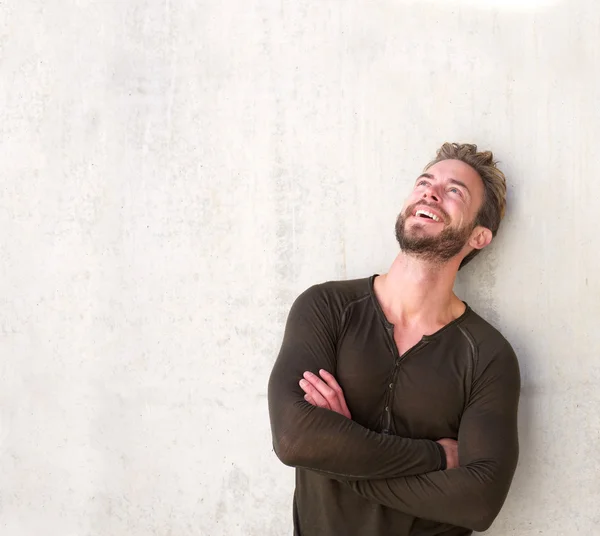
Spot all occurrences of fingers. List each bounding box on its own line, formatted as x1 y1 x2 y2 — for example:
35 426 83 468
318 369 351 419
317 369 342 391
302 371 344 415
299 378 330 409
304 394 317 406
299 370 352 419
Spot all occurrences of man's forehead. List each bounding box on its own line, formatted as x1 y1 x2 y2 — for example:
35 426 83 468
423 160 483 192
425 159 480 182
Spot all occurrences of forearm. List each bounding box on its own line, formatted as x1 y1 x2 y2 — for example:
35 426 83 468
347 345 521 531
347 459 517 532
269 378 445 480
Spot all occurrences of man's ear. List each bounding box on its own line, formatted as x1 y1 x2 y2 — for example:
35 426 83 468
469 226 493 251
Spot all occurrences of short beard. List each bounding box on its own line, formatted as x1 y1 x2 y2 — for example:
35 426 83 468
395 209 475 264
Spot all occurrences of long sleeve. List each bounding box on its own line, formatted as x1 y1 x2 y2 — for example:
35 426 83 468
348 341 521 531
268 284 445 480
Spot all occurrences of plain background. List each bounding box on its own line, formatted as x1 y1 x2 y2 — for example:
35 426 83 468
1 0 599 534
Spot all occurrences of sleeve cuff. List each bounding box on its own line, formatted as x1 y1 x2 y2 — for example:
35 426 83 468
435 442 447 470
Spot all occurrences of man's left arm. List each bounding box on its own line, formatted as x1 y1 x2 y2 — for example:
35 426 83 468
346 342 521 532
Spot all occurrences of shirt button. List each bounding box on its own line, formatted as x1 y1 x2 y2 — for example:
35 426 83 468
385 406 389 412
389 383 393 389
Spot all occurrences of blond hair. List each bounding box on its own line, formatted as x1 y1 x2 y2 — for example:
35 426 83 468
425 142 507 269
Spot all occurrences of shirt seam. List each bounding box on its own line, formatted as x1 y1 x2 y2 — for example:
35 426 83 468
339 293 371 327
457 324 478 406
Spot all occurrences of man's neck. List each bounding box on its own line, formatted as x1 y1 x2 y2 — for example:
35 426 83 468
374 252 464 329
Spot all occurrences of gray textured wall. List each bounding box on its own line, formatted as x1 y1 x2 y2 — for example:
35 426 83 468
1 1 598 535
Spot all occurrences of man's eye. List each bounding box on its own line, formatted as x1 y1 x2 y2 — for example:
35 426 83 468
449 187 461 195
417 180 428 187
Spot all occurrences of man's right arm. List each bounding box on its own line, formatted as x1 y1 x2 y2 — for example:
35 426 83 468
267 284 446 481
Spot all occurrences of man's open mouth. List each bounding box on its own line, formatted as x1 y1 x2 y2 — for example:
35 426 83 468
414 209 441 222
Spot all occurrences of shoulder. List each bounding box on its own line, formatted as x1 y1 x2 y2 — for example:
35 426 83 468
458 308 520 378
295 276 372 306
291 276 373 320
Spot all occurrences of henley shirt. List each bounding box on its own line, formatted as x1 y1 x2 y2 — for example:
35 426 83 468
268 275 520 536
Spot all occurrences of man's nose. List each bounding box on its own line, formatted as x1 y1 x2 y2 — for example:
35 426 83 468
422 185 440 202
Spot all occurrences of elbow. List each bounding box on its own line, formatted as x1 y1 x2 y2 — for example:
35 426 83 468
272 432 304 467
463 461 516 531
469 514 495 533
269 409 304 467
269 395 315 467
457 501 497 532
467 514 497 532
464 491 505 532
272 420 321 469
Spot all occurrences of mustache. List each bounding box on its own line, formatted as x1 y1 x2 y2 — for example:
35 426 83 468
404 201 450 222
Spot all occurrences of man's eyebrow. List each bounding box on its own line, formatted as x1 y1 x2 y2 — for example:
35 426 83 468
417 173 471 195
449 178 471 195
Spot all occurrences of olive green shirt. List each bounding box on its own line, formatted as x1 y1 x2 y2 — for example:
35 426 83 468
268 276 520 535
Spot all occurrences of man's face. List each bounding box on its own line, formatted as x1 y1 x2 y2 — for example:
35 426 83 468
395 159 486 263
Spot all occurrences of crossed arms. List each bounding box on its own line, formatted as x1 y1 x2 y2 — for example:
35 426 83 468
267 286 521 532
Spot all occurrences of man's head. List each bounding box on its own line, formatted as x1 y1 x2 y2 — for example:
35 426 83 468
395 143 507 269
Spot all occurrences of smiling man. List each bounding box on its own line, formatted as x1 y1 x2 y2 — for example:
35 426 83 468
268 143 520 536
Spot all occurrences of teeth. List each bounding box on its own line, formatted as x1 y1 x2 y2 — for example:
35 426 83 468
415 209 440 222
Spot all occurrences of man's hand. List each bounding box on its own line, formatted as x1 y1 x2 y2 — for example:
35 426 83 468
299 369 352 419
437 438 459 469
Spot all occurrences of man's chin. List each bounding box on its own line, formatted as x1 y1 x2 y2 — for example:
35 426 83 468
404 224 442 237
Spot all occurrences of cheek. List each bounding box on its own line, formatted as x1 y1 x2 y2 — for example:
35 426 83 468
449 198 470 217
446 206 468 228
400 201 413 215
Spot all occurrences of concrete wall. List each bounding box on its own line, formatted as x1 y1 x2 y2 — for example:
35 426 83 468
1 0 598 534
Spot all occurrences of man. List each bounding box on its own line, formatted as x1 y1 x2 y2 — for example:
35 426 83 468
268 143 520 535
